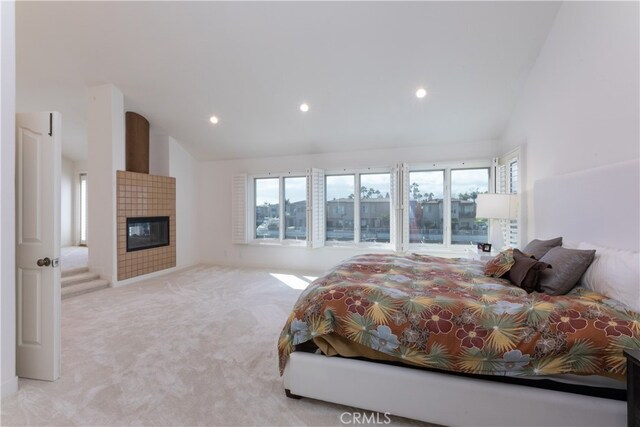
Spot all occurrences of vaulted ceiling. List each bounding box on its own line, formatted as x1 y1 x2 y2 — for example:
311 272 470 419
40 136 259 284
16 1 560 161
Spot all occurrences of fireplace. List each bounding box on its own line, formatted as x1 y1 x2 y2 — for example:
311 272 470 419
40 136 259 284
126 216 170 252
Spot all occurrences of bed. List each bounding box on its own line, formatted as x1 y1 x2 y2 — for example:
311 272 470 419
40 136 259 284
279 159 640 426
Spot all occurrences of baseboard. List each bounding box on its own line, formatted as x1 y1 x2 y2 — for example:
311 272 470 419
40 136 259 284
1 376 18 398
111 263 199 287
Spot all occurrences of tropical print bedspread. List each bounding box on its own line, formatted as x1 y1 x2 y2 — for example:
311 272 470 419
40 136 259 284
278 254 640 379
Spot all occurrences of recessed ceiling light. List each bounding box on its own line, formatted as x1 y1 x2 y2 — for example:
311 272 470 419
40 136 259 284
415 88 427 99
299 103 309 112
209 116 219 124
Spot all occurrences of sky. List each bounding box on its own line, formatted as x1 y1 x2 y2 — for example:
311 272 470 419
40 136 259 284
326 173 390 200
255 169 488 205
410 168 489 200
255 176 305 205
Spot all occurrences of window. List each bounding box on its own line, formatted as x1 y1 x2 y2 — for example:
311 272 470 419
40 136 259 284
284 177 306 240
360 173 391 243
324 172 393 244
237 157 509 251
325 175 355 242
253 175 307 242
254 178 280 239
406 164 491 249
408 170 444 244
450 168 489 245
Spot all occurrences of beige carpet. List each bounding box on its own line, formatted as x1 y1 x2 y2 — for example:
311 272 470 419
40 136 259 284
0 265 430 426
60 246 88 272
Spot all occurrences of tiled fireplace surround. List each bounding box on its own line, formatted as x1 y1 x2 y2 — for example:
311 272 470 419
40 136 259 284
117 170 176 280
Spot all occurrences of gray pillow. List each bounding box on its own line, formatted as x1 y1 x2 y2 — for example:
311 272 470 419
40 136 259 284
522 237 563 260
538 247 596 295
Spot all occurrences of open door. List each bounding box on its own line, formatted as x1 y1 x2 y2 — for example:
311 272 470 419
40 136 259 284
16 112 61 381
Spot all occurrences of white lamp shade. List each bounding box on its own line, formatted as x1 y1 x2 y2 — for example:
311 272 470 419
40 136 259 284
476 193 519 219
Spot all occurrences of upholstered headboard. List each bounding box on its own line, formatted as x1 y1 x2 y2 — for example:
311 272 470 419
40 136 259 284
533 159 639 252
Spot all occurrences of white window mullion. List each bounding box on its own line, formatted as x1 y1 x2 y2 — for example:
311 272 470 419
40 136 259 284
354 173 361 243
279 176 285 241
400 163 409 252
390 165 399 252
306 169 313 245
443 168 452 248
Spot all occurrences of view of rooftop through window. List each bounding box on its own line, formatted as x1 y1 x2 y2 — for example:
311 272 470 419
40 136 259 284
255 167 490 245
255 178 280 239
284 177 306 240
450 168 489 245
409 170 444 244
360 173 391 243
326 175 355 241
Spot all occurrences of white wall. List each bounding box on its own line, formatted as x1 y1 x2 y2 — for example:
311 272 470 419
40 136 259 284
87 84 125 282
0 0 18 398
198 140 499 272
149 131 169 177
501 1 640 242
60 156 74 246
169 137 198 268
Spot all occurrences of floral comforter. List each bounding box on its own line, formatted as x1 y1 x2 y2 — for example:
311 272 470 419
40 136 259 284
278 254 640 379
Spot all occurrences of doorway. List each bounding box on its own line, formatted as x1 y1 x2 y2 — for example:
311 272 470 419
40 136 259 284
79 172 87 246
60 160 88 272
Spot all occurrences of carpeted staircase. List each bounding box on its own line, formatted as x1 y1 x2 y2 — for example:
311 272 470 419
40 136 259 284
61 267 110 299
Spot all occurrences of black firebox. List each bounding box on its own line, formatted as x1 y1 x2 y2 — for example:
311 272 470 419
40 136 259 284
126 216 170 252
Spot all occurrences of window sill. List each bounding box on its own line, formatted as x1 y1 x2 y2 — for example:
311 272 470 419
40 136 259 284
324 241 394 250
249 239 307 248
247 240 394 251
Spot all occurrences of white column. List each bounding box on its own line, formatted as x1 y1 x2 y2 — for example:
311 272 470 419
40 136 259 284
0 0 18 398
87 84 125 283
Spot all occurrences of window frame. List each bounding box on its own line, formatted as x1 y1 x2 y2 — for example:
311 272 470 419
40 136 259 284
324 167 394 249
248 172 308 246
242 158 500 252
408 160 493 253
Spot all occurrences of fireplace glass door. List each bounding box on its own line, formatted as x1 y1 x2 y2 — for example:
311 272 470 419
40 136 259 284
126 216 170 252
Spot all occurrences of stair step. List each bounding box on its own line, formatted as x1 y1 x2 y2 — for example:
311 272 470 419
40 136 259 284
61 266 89 278
61 271 100 288
62 279 110 300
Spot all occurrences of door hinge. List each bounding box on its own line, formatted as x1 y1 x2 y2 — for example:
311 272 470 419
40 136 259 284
48 113 52 136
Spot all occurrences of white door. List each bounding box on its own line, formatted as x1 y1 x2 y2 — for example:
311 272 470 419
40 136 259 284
16 112 61 381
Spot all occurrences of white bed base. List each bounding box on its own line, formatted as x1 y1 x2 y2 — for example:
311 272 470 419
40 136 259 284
283 352 626 427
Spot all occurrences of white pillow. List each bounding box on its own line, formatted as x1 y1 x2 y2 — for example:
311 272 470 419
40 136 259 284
577 242 640 313
562 240 579 249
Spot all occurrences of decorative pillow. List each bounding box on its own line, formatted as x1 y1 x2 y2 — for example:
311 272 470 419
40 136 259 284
507 249 551 293
483 249 514 278
538 247 596 296
522 237 563 260
577 242 640 313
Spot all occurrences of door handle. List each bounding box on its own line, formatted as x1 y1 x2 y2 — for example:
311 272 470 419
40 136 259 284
37 257 51 267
